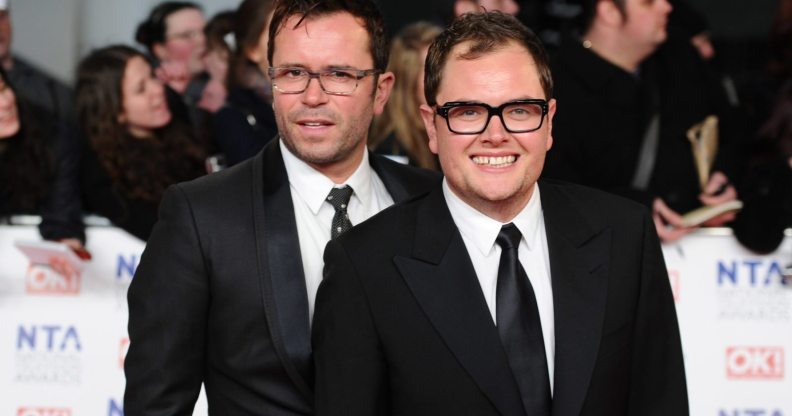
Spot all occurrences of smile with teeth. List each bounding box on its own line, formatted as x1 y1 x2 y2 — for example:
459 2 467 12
472 155 517 167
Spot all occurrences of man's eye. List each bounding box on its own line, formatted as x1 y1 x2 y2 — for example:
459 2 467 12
283 69 306 78
327 70 355 80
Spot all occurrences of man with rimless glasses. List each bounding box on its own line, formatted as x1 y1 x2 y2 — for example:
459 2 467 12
313 11 688 416
124 0 439 414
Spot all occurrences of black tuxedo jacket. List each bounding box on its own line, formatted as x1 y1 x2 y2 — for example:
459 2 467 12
314 179 689 416
124 139 440 415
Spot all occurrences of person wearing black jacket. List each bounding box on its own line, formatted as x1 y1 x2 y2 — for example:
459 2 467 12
0 68 84 248
211 0 278 166
544 0 741 242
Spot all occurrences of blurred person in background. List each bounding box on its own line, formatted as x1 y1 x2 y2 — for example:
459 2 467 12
370 21 441 170
211 0 278 166
0 67 85 254
544 0 741 243
76 45 206 241
135 1 208 135
454 0 520 16
198 10 234 114
732 0 792 254
0 0 74 124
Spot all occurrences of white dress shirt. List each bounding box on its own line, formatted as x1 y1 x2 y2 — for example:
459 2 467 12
443 179 555 393
280 140 394 321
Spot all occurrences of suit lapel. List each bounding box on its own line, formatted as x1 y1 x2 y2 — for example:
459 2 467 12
252 139 313 401
394 188 526 416
539 182 611 416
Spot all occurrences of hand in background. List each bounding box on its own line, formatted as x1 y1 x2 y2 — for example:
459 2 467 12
47 239 90 278
699 171 738 226
197 78 227 113
155 60 190 94
653 198 695 243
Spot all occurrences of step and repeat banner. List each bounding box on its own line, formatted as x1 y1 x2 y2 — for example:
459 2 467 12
0 223 790 415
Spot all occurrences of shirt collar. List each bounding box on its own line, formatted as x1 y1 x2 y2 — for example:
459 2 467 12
443 179 543 256
279 139 374 214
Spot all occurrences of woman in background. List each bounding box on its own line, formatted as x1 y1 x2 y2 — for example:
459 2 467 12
369 21 442 170
76 45 205 241
0 67 86 253
211 0 278 167
198 10 235 114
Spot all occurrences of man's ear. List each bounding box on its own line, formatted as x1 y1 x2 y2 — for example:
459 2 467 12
373 71 395 116
597 0 625 27
545 98 557 151
419 104 439 154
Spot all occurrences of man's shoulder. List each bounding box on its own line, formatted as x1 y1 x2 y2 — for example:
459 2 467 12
170 156 257 207
371 154 442 186
337 184 436 250
540 178 649 221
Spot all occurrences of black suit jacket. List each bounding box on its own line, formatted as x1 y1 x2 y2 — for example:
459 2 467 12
124 138 440 415
314 179 688 416
544 36 740 213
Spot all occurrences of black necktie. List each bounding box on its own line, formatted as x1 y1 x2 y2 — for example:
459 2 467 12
495 223 552 415
326 185 354 239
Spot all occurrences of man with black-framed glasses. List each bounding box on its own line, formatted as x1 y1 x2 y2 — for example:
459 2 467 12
124 0 440 414
314 11 688 416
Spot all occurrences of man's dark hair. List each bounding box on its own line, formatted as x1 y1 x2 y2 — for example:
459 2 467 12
424 11 553 106
267 0 389 71
135 1 202 53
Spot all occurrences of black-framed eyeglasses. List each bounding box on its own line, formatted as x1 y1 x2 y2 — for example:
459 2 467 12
268 67 380 95
436 99 549 134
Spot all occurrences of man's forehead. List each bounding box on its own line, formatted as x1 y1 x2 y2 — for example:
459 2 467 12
442 41 536 77
281 11 367 36
437 43 541 99
274 12 373 66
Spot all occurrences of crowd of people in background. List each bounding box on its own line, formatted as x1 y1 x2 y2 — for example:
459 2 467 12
0 0 790 255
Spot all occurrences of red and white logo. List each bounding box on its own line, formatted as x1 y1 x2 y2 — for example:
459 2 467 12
119 337 130 369
726 346 784 380
25 264 80 295
17 408 72 416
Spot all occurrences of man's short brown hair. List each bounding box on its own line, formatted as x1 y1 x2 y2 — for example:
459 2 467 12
423 11 553 106
267 0 389 71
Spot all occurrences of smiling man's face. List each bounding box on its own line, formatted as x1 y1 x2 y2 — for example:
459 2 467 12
421 40 555 221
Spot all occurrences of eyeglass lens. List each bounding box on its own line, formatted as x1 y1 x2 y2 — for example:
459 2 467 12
447 102 545 133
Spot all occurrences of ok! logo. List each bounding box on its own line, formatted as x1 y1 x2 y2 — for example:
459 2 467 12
25 264 80 295
17 408 72 416
726 346 785 380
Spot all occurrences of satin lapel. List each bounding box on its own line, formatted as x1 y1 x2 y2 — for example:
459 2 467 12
394 189 526 416
539 183 610 416
252 139 313 401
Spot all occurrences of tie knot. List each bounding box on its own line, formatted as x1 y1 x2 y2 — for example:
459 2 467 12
496 223 522 250
326 185 353 212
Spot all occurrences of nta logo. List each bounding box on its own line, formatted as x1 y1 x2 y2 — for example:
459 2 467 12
17 325 82 352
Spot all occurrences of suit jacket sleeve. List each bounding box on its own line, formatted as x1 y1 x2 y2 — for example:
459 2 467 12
124 184 208 415
313 239 389 416
628 211 689 415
